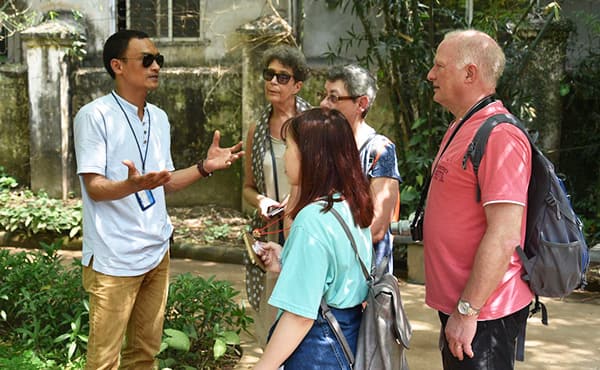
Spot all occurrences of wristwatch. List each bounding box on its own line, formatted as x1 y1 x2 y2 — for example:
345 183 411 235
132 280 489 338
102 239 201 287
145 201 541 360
457 299 480 316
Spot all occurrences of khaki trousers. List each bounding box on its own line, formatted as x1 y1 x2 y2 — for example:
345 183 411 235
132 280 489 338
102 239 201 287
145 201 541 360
83 252 170 370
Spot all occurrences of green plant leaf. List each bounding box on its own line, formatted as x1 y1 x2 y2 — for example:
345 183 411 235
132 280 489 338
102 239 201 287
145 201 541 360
220 330 240 345
67 341 76 360
69 226 81 238
54 333 71 342
158 342 168 354
163 328 190 352
213 338 227 359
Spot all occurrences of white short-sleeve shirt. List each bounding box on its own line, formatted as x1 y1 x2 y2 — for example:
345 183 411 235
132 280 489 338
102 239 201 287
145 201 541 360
74 92 174 276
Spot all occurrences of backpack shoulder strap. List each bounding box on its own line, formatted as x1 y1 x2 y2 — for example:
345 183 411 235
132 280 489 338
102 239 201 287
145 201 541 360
462 113 531 202
328 206 372 280
319 298 355 367
318 205 370 368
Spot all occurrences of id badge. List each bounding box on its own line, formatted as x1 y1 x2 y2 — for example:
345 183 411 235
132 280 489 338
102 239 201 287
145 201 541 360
135 189 156 211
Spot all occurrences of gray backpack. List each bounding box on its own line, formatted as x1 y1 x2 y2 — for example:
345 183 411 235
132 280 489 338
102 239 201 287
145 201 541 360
463 113 590 325
321 207 412 370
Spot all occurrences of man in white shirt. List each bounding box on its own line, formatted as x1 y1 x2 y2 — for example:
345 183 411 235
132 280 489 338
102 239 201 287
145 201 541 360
73 29 243 369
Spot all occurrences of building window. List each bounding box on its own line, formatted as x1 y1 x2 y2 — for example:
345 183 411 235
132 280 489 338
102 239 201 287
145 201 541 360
121 0 202 40
0 27 7 57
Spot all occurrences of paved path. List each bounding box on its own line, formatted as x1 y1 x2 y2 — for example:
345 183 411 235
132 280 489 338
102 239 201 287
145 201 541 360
168 258 600 370
49 250 600 369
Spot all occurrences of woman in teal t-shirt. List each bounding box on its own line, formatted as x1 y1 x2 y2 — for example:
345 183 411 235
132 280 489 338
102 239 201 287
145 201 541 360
255 108 374 370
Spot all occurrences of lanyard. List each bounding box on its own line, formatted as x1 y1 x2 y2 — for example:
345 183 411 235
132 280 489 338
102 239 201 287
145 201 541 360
413 95 496 217
268 139 281 202
433 94 496 171
111 92 151 174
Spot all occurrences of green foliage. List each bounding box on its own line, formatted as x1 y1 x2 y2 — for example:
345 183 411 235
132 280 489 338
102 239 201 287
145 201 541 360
0 344 59 370
561 52 600 245
44 9 87 62
324 1 554 217
0 0 36 41
0 246 252 369
0 242 89 365
159 273 252 369
0 181 82 238
202 220 232 243
324 0 460 214
0 166 18 190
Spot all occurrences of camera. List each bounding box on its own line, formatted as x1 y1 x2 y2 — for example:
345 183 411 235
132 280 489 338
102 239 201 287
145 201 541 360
410 211 424 242
390 220 412 236
390 212 424 242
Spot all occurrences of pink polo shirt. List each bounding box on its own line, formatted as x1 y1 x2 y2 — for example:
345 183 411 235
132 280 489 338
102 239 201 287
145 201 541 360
423 101 534 320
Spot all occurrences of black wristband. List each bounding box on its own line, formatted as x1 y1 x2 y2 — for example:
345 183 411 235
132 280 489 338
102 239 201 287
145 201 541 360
196 160 213 177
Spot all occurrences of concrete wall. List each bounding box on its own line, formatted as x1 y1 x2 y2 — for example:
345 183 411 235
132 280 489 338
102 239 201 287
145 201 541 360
0 64 29 185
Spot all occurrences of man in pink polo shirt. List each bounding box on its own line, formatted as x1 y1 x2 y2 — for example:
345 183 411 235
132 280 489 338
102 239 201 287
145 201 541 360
423 29 534 369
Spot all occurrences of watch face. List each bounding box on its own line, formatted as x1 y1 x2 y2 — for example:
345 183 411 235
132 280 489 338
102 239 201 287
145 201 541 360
458 301 468 315
458 300 477 316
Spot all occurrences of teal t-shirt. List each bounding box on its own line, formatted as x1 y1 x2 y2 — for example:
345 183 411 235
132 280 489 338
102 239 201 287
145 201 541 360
268 200 373 320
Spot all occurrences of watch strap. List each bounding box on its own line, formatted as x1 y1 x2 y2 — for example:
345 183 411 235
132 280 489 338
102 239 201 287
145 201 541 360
197 159 213 177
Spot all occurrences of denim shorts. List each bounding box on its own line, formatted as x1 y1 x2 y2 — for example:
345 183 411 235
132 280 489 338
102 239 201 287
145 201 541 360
438 304 530 370
269 305 362 370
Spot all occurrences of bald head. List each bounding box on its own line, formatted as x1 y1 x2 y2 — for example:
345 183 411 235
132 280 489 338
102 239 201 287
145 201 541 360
442 30 505 89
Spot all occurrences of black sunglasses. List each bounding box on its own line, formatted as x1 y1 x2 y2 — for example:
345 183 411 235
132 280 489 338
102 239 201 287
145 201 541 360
262 68 293 84
119 53 164 68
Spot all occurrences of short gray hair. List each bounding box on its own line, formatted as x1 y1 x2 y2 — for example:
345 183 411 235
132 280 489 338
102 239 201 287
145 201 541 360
326 64 378 118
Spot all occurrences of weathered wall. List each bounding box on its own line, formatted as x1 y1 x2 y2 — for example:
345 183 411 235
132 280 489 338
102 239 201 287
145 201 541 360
519 19 574 164
71 67 244 209
0 64 29 185
23 0 294 66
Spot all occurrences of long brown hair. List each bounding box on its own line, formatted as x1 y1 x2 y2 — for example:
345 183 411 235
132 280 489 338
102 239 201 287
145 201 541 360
283 108 373 227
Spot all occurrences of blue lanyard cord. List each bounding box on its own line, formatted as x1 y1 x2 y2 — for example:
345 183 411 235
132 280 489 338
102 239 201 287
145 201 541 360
111 92 151 174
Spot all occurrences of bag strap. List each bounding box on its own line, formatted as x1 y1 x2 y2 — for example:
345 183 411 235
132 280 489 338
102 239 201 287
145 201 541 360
317 205 370 368
319 298 355 368
413 95 497 229
329 207 371 280
462 113 529 202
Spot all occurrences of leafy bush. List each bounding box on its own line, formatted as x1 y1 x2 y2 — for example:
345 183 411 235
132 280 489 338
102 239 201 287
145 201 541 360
324 0 540 216
0 172 82 238
0 166 18 190
0 245 253 369
159 273 253 369
0 242 89 366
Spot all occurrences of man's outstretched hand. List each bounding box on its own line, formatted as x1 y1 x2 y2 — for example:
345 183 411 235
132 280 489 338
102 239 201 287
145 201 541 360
122 159 171 190
203 130 244 172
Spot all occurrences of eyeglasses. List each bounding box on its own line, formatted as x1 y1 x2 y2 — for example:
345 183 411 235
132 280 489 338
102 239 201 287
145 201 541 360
318 92 360 104
119 53 164 68
262 68 293 84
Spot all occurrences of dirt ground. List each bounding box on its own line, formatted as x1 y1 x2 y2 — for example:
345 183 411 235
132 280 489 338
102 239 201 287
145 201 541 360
168 205 250 248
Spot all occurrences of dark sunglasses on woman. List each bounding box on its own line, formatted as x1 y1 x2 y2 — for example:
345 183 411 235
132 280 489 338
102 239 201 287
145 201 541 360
119 53 164 68
262 68 293 84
